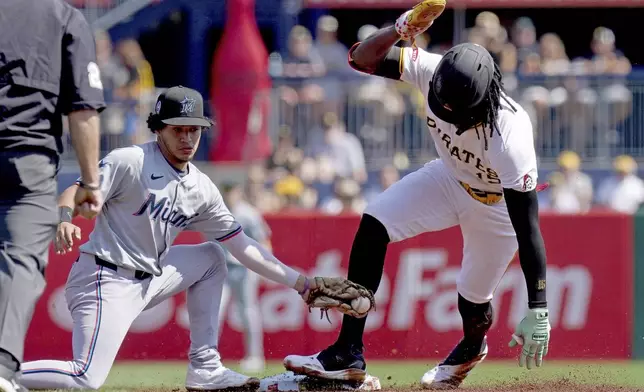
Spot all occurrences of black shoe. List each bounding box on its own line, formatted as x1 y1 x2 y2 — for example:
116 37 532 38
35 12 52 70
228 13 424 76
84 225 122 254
283 343 367 382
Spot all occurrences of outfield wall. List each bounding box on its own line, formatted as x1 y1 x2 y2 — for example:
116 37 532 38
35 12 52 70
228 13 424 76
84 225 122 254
24 213 635 361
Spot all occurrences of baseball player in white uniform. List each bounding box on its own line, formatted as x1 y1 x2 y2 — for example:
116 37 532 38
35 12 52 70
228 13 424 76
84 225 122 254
17 86 316 391
284 4 551 390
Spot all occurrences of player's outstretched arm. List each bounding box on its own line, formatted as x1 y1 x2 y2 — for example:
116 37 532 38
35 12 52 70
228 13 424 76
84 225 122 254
221 232 376 318
504 188 551 370
350 3 444 88
350 26 402 76
222 231 304 290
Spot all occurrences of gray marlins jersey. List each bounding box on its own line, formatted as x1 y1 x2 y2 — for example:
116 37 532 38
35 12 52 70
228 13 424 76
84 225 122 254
78 141 242 275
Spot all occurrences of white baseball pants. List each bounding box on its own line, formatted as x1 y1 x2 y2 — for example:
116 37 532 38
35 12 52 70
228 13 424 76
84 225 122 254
364 159 519 304
20 242 228 390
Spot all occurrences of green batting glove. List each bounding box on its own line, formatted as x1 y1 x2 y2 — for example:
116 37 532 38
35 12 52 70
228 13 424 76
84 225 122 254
508 308 550 370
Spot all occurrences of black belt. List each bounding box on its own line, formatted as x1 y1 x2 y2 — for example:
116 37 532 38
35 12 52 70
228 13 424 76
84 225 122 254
94 256 152 280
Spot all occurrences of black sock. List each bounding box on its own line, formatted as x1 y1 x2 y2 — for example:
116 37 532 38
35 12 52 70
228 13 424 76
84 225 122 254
442 295 493 365
459 294 493 345
336 214 390 349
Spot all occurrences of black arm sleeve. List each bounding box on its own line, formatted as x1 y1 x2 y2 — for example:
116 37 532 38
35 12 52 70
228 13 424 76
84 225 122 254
348 44 403 81
59 8 106 115
503 188 548 309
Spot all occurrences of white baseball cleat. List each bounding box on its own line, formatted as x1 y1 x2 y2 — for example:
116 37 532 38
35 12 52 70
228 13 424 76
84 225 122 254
283 352 366 383
186 364 260 392
0 377 16 392
420 343 488 390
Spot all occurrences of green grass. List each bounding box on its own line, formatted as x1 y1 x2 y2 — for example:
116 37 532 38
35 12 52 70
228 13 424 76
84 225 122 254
90 360 644 390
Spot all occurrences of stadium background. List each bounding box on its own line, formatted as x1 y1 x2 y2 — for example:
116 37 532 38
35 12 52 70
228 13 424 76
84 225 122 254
25 0 644 388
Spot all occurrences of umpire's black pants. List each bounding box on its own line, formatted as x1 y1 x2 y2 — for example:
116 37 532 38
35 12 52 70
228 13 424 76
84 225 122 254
0 151 57 379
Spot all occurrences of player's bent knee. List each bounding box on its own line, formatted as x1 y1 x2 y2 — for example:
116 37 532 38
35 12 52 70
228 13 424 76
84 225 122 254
75 368 109 390
201 242 228 280
204 241 226 262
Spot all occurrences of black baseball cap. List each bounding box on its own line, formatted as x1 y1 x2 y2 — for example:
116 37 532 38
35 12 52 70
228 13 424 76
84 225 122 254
153 85 213 127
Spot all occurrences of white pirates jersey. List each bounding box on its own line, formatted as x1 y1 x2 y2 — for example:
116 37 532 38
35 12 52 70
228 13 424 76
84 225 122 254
400 46 538 193
78 142 241 275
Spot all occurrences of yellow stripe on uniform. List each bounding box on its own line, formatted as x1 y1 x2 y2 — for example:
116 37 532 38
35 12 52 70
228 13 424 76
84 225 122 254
399 47 405 75
459 181 503 205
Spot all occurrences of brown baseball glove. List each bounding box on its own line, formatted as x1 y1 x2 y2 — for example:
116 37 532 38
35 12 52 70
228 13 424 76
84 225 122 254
303 277 376 322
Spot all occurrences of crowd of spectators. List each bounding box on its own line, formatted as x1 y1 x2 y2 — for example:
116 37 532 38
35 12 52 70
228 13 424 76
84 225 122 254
92 30 157 148
83 12 644 215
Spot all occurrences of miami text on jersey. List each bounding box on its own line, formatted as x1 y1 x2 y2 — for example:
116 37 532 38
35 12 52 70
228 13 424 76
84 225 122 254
133 192 199 228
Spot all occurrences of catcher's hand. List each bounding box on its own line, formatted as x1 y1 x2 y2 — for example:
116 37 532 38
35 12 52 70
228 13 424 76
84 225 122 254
302 277 376 322
395 0 447 46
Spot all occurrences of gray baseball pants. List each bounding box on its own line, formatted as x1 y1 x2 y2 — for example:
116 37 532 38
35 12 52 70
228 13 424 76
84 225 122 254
0 152 57 379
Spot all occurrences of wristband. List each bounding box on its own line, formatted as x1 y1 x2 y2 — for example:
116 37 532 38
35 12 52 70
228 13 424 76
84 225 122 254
297 277 310 295
59 206 73 223
78 181 100 191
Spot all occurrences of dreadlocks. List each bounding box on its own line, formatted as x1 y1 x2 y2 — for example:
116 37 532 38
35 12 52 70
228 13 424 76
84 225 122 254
473 62 510 151
484 62 504 138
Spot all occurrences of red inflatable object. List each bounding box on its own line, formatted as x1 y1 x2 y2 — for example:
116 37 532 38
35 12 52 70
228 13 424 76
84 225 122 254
209 0 272 162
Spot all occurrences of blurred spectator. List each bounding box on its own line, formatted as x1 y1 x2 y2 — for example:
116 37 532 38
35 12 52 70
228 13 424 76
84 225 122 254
519 52 542 75
115 38 156 144
94 30 129 104
116 38 155 101
276 25 327 133
266 126 304 180
547 151 594 213
596 155 644 214
319 177 366 215
584 27 631 76
475 11 502 42
364 164 401 203
273 173 306 210
93 30 130 145
313 16 349 74
281 25 326 79
305 112 367 183
567 27 632 154
518 33 570 140
510 17 539 70
474 12 515 73
246 164 282 213
313 15 352 112
540 33 570 76
218 183 269 374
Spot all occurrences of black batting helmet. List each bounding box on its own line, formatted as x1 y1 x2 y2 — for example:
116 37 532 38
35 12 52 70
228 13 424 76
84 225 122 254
427 43 496 130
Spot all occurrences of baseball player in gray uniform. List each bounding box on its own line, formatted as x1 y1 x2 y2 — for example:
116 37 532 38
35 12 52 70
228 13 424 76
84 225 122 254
18 86 314 391
218 183 270 374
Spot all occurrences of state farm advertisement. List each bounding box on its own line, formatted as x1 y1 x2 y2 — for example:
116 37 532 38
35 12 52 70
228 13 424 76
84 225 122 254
24 214 633 362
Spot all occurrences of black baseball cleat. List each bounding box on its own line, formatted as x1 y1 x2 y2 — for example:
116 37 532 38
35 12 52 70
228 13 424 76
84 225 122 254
420 337 488 390
283 343 367 382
